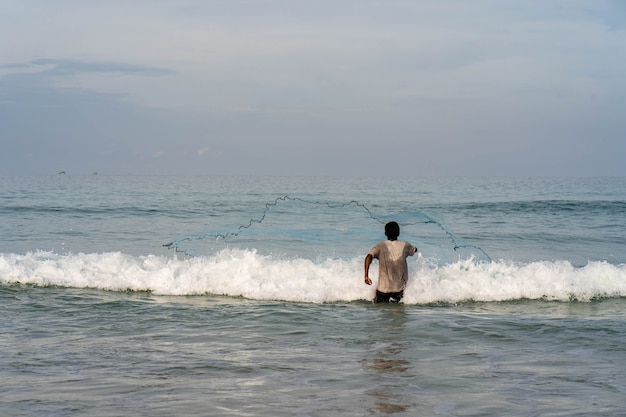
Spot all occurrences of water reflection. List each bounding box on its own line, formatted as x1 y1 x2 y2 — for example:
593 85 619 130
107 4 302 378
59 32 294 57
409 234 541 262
362 306 414 414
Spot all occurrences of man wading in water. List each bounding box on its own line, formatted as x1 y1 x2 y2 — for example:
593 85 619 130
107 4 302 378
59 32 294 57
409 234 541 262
364 221 417 303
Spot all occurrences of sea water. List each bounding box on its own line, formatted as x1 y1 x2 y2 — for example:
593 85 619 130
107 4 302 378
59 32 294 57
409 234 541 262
1 175 625 416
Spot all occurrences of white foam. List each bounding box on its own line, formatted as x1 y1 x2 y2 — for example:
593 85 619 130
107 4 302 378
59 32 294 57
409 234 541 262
405 258 626 303
1 250 625 303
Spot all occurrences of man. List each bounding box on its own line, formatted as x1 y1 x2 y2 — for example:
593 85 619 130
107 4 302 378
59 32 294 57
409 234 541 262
364 221 417 303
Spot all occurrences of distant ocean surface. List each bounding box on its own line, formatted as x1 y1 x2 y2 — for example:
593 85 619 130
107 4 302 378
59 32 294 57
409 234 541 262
1 175 625 416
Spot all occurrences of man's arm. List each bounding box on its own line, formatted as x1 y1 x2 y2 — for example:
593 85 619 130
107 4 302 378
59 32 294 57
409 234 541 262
364 253 373 285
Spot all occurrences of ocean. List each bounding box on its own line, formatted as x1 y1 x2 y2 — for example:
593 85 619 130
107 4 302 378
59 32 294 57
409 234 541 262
1 175 625 416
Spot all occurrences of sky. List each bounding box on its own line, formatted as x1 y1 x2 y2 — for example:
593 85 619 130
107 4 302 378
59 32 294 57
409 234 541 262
1 0 625 176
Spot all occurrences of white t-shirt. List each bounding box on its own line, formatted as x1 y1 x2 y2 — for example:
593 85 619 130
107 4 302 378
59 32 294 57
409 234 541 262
368 240 417 293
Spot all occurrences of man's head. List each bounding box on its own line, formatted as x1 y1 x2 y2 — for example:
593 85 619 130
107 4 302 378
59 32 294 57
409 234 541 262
385 221 400 240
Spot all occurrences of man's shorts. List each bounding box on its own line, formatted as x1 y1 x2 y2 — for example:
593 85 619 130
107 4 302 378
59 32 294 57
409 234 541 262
374 290 404 303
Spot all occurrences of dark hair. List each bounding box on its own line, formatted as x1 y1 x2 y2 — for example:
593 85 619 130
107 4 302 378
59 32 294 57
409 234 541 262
385 221 400 239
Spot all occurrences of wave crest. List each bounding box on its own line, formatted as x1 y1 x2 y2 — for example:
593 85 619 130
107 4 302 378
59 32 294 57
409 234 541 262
1 250 624 303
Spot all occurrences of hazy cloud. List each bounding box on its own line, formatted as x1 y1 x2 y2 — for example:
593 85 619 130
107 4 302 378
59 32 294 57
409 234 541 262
1 58 175 76
1 0 625 176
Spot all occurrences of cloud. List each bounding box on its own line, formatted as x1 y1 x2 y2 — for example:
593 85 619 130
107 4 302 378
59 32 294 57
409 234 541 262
1 1 625 176
1 58 174 77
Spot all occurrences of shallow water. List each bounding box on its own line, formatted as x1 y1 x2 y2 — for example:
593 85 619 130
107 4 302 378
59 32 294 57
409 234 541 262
2 285 626 416
1 175 625 415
